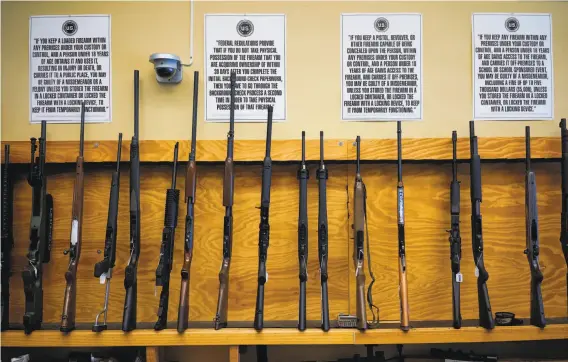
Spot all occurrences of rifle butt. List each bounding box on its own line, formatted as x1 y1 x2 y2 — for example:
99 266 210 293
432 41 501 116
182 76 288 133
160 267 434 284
298 281 306 331
477 281 495 329
254 283 265 331
321 281 330 332
530 277 546 328
451 275 462 329
122 281 137 332
399 262 410 331
355 271 367 330
60 272 77 333
214 262 230 330
177 279 190 333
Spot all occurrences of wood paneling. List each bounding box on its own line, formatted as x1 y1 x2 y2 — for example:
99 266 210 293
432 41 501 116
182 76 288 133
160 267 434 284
2 325 567 347
0 136 562 164
3 150 567 342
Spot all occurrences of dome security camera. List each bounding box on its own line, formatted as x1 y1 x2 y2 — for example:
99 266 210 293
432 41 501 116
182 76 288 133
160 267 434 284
149 53 183 84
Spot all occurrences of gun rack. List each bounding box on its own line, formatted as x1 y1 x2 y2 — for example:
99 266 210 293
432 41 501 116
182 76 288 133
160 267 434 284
0 136 562 163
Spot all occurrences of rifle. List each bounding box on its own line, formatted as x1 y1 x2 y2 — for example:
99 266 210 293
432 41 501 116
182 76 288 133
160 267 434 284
560 118 568 314
254 105 273 331
214 72 236 330
22 120 54 335
297 131 309 331
93 133 122 332
397 122 410 331
448 131 462 329
353 136 367 331
524 126 546 328
123 70 141 332
1 144 13 331
60 102 86 333
154 143 180 330
469 121 495 330
316 131 331 332
178 70 199 333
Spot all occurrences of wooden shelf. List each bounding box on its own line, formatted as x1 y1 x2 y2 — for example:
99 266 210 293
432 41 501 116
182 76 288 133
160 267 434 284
2 325 566 347
0 136 561 163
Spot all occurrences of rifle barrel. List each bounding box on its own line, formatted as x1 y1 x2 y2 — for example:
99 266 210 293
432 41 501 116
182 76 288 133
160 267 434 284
190 71 199 160
79 102 85 157
301 131 306 163
320 131 324 163
356 136 361 173
134 70 139 138
116 134 123 172
397 121 402 182
452 131 457 180
526 126 531 172
172 142 179 189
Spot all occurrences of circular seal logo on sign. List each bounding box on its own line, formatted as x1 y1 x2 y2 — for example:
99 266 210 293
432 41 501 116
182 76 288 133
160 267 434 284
374 17 389 32
505 17 520 32
236 20 254 37
62 20 78 36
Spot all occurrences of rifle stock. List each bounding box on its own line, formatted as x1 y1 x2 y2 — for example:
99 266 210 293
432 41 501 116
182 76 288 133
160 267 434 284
254 106 273 331
123 70 141 332
469 121 495 330
93 133 122 332
297 131 309 331
1 144 13 331
23 121 54 335
60 103 86 333
214 72 236 330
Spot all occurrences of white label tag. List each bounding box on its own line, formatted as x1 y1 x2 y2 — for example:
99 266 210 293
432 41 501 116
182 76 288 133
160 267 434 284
456 272 463 283
99 273 107 285
265 272 269 283
474 267 479 277
70 220 79 245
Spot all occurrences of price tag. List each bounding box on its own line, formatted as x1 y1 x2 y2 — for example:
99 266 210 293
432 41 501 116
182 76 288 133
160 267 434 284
456 272 463 283
474 267 479 277
70 219 79 245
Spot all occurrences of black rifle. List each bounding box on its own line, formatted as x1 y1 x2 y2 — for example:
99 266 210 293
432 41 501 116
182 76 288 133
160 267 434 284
448 131 462 329
469 121 494 330
22 121 54 334
178 71 199 333
254 106 273 331
214 72 236 330
1 145 13 331
154 143 180 330
317 131 331 332
353 136 367 331
560 118 568 313
397 122 410 331
93 133 122 332
123 70 141 332
60 102 86 333
297 131 309 331
524 126 546 328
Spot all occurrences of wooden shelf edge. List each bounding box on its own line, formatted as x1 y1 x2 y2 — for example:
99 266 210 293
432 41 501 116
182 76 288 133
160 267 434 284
1 325 566 347
1 136 561 164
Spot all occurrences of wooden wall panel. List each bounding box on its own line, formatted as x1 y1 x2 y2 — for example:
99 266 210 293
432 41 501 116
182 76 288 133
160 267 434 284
346 161 566 323
5 159 566 328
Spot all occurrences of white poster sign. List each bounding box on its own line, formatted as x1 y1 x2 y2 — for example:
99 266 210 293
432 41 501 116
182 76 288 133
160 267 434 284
29 15 111 124
472 13 553 120
205 14 286 122
341 14 422 121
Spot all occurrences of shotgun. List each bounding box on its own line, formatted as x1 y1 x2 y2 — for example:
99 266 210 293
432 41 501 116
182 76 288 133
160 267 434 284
524 126 546 328
397 121 410 331
469 121 495 330
448 131 462 329
22 121 54 334
254 106 273 331
353 136 367 331
154 143 180 330
316 131 330 332
123 70 141 332
214 72 236 330
1 144 13 331
93 133 122 332
60 102 86 333
178 71 199 333
297 131 309 331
